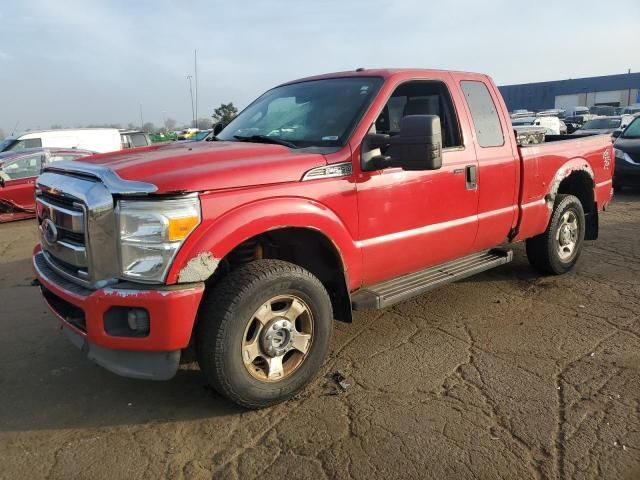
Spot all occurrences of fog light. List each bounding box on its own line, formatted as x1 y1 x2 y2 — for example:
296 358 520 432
104 307 150 337
127 308 150 333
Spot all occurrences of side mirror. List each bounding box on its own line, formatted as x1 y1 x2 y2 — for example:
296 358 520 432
612 130 621 138
361 115 443 172
383 115 443 171
212 122 225 136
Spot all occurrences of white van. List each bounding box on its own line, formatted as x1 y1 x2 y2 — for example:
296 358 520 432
0 128 122 153
511 116 564 135
563 106 592 119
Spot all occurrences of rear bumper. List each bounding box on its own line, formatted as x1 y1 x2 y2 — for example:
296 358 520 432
33 247 205 380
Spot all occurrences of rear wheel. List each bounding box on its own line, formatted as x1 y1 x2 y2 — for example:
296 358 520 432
196 260 333 409
526 194 585 275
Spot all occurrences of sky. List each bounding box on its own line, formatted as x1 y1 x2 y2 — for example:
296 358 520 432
1 0 638 134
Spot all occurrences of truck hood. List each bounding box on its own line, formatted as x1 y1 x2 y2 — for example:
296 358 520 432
61 141 327 194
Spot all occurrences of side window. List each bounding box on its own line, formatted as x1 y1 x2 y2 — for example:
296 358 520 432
375 81 462 148
131 134 148 147
2 154 44 180
121 135 132 149
8 138 43 151
460 80 504 147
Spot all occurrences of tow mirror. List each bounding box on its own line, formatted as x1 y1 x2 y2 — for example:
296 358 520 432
363 115 443 171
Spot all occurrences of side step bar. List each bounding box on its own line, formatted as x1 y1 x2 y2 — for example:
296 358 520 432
351 248 513 310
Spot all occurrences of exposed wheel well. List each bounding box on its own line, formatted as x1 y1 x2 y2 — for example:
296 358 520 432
208 228 352 322
557 170 598 240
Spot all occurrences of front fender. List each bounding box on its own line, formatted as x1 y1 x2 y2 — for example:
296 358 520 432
165 197 362 289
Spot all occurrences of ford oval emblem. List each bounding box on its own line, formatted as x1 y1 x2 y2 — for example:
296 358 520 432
41 218 59 245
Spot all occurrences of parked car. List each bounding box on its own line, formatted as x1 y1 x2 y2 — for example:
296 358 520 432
563 116 585 134
574 116 623 135
537 109 565 118
511 116 564 135
623 104 640 115
590 105 616 117
119 130 151 149
563 106 591 118
510 109 534 118
0 148 95 222
33 68 613 408
189 129 213 141
613 116 640 191
0 129 121 153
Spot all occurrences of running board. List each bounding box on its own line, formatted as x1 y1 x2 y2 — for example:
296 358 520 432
351 248 513 310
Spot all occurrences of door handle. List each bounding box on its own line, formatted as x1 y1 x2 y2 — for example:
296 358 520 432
465 165 477 190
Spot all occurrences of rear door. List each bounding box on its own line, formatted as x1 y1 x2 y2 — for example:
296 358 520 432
356 75 480 285
455 75 519 251
0 152 44 211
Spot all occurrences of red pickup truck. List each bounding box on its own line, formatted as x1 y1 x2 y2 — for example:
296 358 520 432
33 69 613 408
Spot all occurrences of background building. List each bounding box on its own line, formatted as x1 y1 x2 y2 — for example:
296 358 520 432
499 73 640 112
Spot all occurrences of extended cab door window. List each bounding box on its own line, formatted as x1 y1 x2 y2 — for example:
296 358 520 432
460 80 504 147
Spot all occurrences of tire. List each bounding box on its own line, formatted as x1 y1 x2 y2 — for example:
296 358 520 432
196 259 333 409
525 194 585 275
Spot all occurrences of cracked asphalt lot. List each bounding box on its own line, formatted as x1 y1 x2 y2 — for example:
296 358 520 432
1 193 639 480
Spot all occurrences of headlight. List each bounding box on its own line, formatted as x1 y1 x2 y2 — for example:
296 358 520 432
117 196 200 283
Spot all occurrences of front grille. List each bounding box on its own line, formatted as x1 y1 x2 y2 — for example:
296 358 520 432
36 170 120 289
36 191 89 283
39 190 78 210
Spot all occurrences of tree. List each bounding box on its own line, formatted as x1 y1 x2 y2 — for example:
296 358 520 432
127 123 136 130
50 124 63 130
142 122 156 133
164 118 177 132
192 117 213 130
211 102 238 126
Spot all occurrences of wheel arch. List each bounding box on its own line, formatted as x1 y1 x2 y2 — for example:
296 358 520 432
166 198 360 322
551 162 597 240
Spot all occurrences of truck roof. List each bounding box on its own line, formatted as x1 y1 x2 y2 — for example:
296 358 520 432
280 68 488 86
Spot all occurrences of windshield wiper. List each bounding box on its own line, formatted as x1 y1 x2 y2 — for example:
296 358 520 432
233 134 297 149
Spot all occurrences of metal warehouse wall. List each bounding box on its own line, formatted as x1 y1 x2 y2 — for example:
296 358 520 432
498 73 640 111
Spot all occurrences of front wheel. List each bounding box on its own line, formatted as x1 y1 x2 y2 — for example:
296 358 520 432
526 194 585 275
196 260 333 409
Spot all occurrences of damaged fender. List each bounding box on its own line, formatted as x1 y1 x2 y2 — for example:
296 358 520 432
165 197 361 289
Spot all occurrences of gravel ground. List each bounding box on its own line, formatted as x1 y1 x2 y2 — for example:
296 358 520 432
0 192 639 480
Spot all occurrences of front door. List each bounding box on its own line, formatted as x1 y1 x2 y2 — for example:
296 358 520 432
0 152 44 214
356 78 479 285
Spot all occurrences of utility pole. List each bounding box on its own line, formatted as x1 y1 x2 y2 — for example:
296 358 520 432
194 49 198 129
187 75 195 127
139 104 143 130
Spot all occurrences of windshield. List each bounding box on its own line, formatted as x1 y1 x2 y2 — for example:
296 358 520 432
581 118 621 130
622 118 640 138
217 77 384 148
0 138 17 152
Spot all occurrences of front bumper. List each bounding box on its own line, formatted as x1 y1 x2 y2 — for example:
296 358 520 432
33 247 205 380
614 158 640 187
